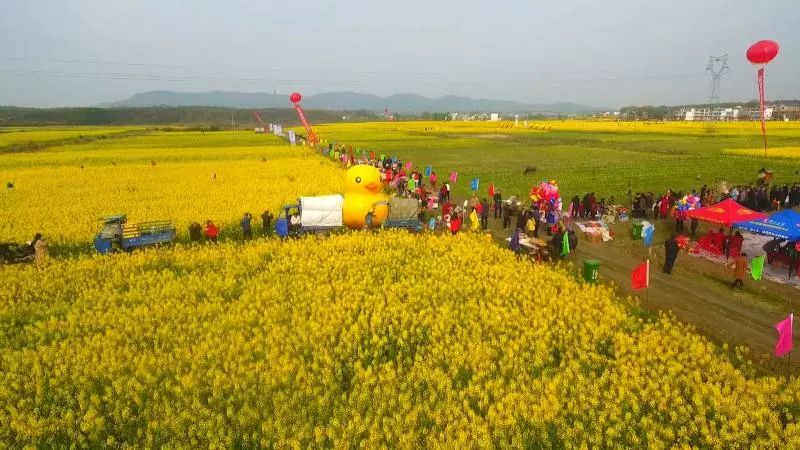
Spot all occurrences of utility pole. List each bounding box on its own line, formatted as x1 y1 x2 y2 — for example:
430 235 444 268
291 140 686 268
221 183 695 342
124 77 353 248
231 112 235 135
705 54 729 128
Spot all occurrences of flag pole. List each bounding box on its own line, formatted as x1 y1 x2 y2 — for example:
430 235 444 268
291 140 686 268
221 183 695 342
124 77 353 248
788 349 792 378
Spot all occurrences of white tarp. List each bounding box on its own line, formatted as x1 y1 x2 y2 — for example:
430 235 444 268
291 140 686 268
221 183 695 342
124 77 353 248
300 195 343 228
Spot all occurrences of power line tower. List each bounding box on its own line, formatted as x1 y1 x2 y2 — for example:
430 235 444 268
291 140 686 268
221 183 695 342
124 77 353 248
705 54 729 132
706 54 729 107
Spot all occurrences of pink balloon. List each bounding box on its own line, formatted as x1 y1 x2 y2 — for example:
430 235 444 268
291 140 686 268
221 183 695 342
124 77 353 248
289 92 302 103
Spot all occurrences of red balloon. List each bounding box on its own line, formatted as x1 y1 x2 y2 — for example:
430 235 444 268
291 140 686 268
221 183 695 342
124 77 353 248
746 40 779 64
289 92 302 103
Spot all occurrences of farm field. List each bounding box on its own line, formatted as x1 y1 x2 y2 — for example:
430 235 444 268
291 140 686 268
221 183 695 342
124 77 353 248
0 126 146 150
0 131 342 254
311 120 800 201
1 126 800 447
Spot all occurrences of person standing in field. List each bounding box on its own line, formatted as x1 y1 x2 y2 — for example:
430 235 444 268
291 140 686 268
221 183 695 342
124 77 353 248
241 213 253 240
450 213 462 235
729 252 748 288
261 210 273 237
429 171 437 191
663 233 679 274
493 189 502 218
204 220 219 244
480 198 490 230
189 222 203 242
502 202 511 230
33 233 48 267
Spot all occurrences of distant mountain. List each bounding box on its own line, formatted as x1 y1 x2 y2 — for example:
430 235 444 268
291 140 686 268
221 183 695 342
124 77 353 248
104 90 608 114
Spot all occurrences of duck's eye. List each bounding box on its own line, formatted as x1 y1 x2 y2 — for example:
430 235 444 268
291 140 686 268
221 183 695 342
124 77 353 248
355 177 362 183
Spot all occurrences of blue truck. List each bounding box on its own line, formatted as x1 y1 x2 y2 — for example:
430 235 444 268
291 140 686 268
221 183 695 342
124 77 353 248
94 215 176 254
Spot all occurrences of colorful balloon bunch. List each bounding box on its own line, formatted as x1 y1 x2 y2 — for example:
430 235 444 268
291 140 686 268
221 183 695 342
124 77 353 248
674 194 701 220
530 180 560 205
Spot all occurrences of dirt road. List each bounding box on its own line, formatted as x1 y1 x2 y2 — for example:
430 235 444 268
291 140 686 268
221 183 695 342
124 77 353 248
479 210 799 375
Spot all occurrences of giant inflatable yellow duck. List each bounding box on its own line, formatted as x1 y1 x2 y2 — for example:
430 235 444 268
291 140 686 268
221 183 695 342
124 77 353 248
343 165 388 229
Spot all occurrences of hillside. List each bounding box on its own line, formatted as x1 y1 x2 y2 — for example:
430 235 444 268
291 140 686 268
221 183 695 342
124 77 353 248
0 106 369 127
105 90 608 114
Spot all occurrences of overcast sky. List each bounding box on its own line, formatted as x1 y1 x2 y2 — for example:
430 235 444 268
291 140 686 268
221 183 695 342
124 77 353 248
0 0 796 108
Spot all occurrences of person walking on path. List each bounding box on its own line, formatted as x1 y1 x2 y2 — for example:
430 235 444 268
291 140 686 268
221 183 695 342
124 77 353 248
241 213 253 240
261 210 273 237
729 252 748 288
663 233 679 274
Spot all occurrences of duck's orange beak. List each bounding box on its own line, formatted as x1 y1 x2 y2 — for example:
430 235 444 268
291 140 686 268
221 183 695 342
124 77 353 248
365 181 381 192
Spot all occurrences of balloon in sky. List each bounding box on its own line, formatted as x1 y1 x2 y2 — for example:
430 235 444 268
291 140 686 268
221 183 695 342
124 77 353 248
289 92 303 104
746 40 780 156
746 40 779 65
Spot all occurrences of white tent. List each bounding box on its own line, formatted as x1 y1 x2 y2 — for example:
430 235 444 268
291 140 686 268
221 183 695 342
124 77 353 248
299 195 343 228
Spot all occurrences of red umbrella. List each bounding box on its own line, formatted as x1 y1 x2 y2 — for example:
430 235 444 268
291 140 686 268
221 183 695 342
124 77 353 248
686 198 767 228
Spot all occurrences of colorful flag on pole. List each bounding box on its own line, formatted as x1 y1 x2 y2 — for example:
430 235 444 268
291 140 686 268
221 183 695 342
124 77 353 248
561 232 570 257
424 166 432 177
450 172 458 183
751 255 765 280
631 260 650 290
643 225 654 247
488 183 495 197
404 161 412 171
470 178 479 191
775 313 793 357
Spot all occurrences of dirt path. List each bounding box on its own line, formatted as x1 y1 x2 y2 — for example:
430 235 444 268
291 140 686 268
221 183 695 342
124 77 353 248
571 231 798 375
474 208 799 375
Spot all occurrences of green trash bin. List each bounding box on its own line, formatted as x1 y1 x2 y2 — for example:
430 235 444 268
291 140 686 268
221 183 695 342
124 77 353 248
631 221 643 240
583 259 600 283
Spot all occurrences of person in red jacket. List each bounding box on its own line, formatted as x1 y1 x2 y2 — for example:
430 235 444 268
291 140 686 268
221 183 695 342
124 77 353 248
450 214 462 235
204 220 219 244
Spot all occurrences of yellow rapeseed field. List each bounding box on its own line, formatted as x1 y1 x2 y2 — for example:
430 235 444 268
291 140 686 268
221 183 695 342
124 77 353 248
0 131 343 251
725 147 800 159
0 126 143 149
2 128 800 447
1 232 800 448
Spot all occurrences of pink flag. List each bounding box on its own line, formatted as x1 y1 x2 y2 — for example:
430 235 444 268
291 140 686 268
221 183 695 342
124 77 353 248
775 313 793 357
404 161 412 171
449 172 458 183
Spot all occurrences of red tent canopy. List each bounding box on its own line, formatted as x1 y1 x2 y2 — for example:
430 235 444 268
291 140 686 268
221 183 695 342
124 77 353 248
686 198 767 227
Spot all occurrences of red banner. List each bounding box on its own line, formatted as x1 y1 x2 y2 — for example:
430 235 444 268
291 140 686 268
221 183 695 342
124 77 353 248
294 104 317 144
757 67 767 153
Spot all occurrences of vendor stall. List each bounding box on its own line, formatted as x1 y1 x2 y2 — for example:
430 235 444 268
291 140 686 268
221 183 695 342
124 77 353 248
687 198 766 257
735 209 800 279
576 221 613 243
505 233 551 261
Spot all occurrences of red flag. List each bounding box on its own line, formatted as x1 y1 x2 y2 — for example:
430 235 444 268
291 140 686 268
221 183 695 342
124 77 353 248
293 104 317 143
631 260 649 290
775 313 793 357
488 183 495 197
757 67 767 153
